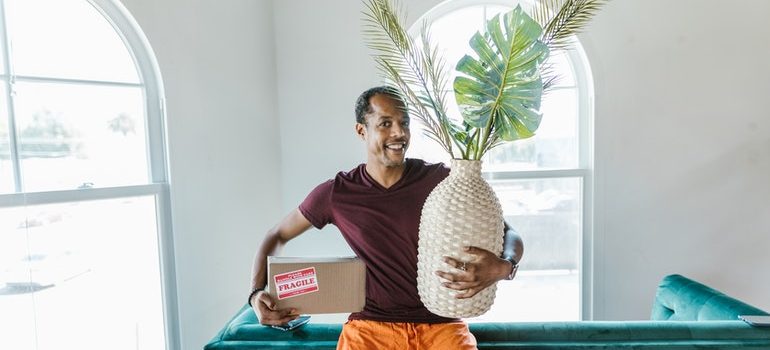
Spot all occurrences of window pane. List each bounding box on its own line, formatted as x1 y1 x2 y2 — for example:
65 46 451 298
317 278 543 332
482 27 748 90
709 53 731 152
483 5 511 20
407 89 457 164
0 206 37 349
5 0 140 83
474 270 579 322
13 82 149 191
468 177 581 322
0 196 166 350
430 6 484 83
547 52 576 87
0 84 13 193
484 88 579 171
496 177 581 269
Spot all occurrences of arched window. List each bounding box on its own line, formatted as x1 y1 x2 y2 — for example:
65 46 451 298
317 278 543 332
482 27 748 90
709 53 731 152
0 0 176 348
408 0 594 321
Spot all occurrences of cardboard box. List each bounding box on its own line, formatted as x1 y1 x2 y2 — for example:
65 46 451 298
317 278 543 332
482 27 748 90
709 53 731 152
267 256 366 314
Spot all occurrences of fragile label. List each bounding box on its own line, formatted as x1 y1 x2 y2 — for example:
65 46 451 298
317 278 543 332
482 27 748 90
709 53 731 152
274 267 319 300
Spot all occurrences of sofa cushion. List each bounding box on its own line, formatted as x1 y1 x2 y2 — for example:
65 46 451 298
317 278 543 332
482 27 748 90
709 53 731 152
207 274 770 349
206 306 770 350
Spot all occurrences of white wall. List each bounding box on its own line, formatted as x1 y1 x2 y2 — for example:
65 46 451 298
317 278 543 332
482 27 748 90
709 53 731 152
587 0 770 319
120 0 282 348
119 0 770 348
271 0 377 259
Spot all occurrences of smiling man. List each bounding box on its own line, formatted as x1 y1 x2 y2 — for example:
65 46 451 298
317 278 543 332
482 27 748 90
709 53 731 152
248 86 523 350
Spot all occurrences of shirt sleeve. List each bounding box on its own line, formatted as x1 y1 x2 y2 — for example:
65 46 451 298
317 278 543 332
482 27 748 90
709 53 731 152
298 180 334 229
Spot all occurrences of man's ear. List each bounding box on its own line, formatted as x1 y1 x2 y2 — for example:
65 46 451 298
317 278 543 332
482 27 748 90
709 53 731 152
355 123 366 140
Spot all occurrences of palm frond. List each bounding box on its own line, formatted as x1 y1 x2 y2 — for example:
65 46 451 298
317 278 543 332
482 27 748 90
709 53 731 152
531 0 564 30
362 0 459 157
379 58 452 155
538 0 608 51
539 59 561 94
485 133 504 153
418 21 468 157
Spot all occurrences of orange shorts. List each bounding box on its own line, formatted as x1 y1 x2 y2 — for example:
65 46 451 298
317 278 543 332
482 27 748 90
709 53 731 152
336 319 477 350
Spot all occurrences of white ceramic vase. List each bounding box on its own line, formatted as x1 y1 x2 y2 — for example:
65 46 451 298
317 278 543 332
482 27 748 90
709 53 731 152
416 159 504 318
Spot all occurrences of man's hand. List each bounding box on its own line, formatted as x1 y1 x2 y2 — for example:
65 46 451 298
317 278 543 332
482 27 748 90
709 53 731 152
251 291 300 326
435 246 512 299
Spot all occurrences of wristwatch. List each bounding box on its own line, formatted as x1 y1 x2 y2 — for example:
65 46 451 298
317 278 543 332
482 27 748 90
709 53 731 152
503 257 519 280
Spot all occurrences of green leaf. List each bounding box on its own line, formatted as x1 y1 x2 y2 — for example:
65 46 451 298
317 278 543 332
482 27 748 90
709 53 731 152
452 130 468 144
453 5 548 143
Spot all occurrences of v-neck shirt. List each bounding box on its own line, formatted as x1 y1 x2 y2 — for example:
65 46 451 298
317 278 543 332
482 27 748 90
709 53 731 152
298 158 456 323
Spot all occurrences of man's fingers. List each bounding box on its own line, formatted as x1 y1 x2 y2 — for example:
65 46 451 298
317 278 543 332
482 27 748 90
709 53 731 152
435 270 455 281
279 308 299 318
259 308 298 326
254 292 297 326
257 300 275 315
465 246 498 259
453 280 495 298
442 281 477 290
258 310 284 325
435 270 475 283
275 314 300 325
257 292 277 310
264 313 299 326
464 246 485 255
443 256 477 275
455 288 481 299
442 256 464 269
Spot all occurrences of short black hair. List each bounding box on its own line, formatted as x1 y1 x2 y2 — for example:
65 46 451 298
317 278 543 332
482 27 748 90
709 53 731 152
354 86 407 124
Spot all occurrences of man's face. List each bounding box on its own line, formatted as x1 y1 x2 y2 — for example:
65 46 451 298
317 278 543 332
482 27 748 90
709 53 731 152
356 94 410 168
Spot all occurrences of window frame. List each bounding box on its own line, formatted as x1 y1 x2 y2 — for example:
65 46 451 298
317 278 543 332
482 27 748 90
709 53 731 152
409 0 595 320
0 0 179 347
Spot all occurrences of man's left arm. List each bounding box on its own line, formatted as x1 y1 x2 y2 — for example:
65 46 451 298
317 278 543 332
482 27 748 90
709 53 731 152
436 221 524 299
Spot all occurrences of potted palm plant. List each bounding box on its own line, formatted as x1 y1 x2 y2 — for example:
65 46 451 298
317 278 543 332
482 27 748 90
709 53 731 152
363 0 607 318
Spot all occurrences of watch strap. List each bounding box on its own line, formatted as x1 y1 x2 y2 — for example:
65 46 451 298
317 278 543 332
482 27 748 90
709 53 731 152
504 256 519 280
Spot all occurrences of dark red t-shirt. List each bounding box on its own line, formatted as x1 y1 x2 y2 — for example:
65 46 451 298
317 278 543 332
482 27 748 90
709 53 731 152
298 158 457 323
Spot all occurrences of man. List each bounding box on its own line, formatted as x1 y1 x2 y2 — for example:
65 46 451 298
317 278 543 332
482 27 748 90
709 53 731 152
249 86 523 349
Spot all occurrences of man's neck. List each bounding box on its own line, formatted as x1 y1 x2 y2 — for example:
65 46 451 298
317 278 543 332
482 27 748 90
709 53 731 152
365 161 406 189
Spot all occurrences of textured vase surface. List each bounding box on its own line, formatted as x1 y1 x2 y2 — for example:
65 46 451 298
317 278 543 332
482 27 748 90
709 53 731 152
416 159 504 318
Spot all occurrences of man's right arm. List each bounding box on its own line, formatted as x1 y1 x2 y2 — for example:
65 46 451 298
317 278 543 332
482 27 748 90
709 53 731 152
249 208 313 325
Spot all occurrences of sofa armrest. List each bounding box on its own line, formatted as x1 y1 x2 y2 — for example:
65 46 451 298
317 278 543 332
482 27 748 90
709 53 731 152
205 305 342 350
652 274 769 321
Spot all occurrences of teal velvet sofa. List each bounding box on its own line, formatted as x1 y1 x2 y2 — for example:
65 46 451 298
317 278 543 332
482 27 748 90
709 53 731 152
205 274 770 349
